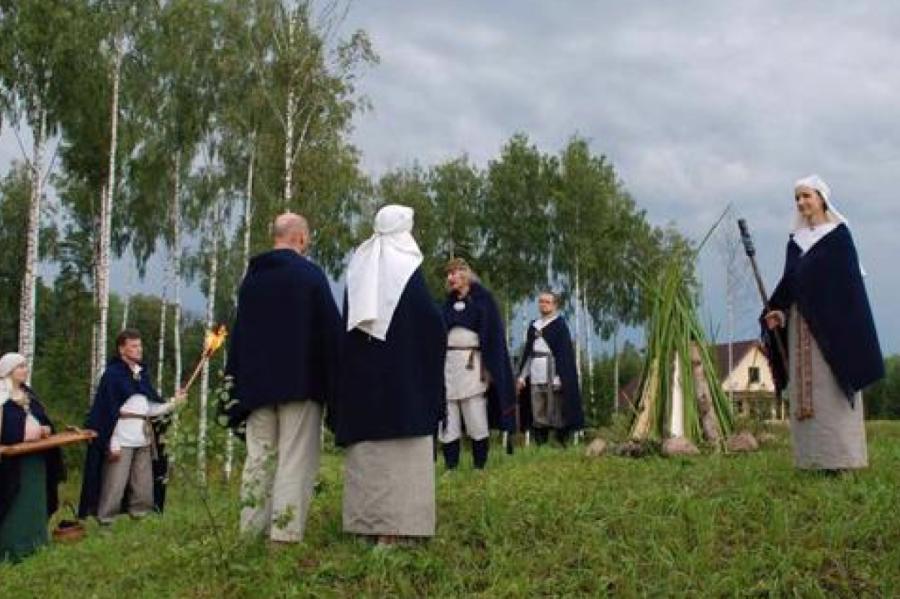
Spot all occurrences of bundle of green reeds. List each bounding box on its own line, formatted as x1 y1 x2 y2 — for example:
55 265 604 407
630 245 734 446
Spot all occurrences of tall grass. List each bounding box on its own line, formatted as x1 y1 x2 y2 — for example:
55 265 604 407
3 424 900 597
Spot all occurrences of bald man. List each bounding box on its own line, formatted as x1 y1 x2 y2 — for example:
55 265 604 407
225 212 341 544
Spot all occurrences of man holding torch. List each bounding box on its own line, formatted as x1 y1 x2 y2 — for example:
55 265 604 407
78 329 186 524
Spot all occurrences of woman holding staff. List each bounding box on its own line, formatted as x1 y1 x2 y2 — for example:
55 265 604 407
0 352 65 562
764 175 883 471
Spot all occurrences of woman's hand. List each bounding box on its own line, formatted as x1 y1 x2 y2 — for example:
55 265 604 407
764 310 786 330
40 426 51 439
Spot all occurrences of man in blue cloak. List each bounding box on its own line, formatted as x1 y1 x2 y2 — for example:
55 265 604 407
225 212 341 544
439 258 516 470
516 291 584 445
78 329 183 522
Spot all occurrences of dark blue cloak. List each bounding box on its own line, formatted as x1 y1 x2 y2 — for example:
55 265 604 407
441 282 517 433
333 269 446 446
0 388 65 523
78 358 165 519
224 249 341 431
516 316 585 431
766 223 884 400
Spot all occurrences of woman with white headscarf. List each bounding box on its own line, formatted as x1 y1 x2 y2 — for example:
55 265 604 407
334 205 446 546
764 175 883 471
0 353 65 562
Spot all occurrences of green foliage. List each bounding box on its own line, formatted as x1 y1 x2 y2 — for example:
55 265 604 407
581 341 643 428
0 164 32 351
864 355 900 419
5 425 900 596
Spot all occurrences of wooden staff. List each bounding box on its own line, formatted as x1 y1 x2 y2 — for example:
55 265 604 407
737 219 789 372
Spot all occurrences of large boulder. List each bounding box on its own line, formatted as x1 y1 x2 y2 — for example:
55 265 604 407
661 436 700 457
726 432 760 453
584 438 607 458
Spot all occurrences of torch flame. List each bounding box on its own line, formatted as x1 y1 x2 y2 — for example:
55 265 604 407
204 324 228 355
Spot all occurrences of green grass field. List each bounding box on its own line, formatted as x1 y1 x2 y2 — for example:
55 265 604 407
3 422 900 598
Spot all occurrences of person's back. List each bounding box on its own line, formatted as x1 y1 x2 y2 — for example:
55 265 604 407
335 269 445 447
226 212 340 545
230 247 337 411
335 205 444 546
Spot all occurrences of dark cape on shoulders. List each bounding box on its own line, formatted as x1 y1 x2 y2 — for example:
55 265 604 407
333 269 446 446
516 316 585 431
766 223 884 400
441 282 517 433
78 358 165 519
223 249 341 433
0 389 65 523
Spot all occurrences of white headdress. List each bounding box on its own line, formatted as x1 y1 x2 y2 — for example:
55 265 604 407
0 352 27 433
792 174 865 275
345 205 423 340
792 174 849 232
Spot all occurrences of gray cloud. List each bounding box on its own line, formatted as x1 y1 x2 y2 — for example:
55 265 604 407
2 1 898 352
345 0 900 351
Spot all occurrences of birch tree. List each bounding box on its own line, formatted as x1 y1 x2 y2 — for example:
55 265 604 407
0 0 79 377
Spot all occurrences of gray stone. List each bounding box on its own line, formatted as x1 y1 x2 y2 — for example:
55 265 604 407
661 436 700 457
584 438 607 458
726 432 760 453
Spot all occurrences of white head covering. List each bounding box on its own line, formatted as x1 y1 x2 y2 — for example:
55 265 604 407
345 205 423 340
0 353 27 433
792 174 865 274
792 174 849 232
0 353 25 380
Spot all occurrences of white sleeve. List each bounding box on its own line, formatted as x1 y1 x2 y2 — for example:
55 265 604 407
110 420 123 452
146 400 175 418
518 356 532 381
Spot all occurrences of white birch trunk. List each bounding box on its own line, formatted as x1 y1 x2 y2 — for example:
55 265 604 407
573 258 582 382
583 285 594 408
121 269 133 330
89 185 106 402
170 152 183 446
18 105 46 383
242 144 255 277
612 326 620 414
95 40 124 384
282 17 296 207
157 277 168 392
198 206 220 482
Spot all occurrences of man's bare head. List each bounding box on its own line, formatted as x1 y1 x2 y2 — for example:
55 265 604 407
273 212 310 254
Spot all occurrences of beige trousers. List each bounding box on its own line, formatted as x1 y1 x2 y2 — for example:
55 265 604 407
97 445 154 523
240 400 322 542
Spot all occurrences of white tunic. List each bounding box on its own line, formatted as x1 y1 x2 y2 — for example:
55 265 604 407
110 394 174 451
520 315 561 387
445 327 487 401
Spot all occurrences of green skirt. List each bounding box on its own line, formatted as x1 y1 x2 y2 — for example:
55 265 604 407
0 454 49 563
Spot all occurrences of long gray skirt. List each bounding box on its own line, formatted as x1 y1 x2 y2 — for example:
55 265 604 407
788 306 868 470
342 435 435 537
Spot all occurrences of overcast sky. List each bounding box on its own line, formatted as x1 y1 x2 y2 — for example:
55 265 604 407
342 1 900 351
2 1 898 352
